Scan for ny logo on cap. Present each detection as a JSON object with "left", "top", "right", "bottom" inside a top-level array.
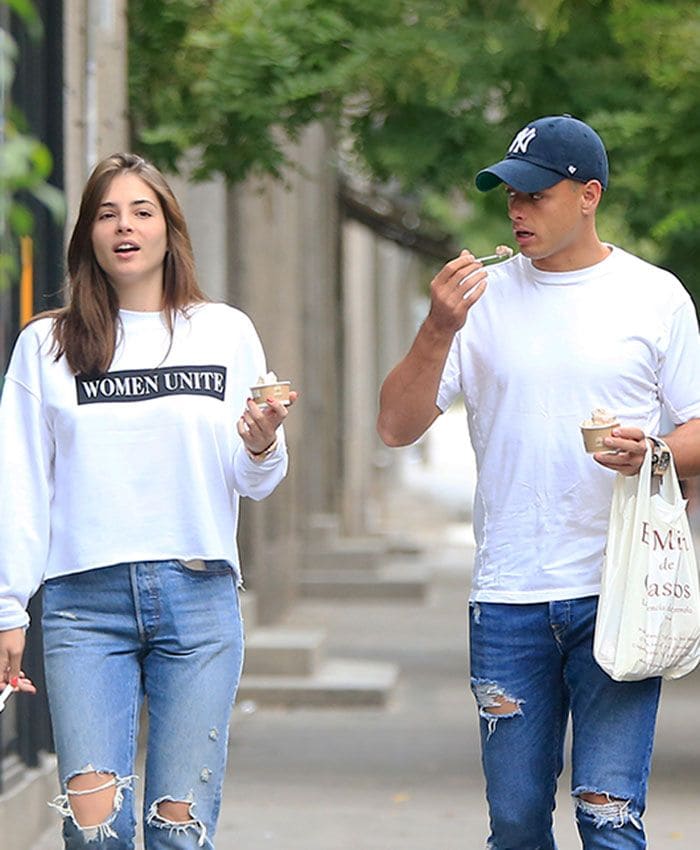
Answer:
[{"left": 508, "top": 127, "right": 537, "bottom": 155}]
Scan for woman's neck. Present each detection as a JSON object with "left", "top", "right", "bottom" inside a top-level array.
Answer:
[{"left": 114, "top": 280, "right": 164, "bottom": 312}]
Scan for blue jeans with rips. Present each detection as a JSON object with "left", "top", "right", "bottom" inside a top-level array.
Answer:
[
  {"left": 42, "top": 559, "right": 244, "bottom": 849},
  {"left": 469, "top": 596, "right": 661, "bottom": 850}
]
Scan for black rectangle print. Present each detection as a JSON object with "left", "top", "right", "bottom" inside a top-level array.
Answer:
[{"left": 75, "top": 366, "right": 227, "bottom": 404}]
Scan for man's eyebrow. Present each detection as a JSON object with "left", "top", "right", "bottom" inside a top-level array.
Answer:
[{"left": 98, "top": 199, "right": 158, "bottom": 208}]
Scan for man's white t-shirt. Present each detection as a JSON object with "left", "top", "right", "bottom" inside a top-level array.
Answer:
[{"left": 437, "top": 246, "right": 700, "bottom": 603}]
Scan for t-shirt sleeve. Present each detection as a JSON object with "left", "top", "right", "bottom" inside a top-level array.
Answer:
[
  {"left": 436, "top": 333, "right": 463, "bottom": 413},
  {"left": 0, "top": 327, "right": 54, "bottom": 629},
  {"left": 658, "top": 295, "right": 700, "bottom": 424}
]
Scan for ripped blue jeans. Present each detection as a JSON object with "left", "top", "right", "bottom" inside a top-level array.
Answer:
[
  {"left": 469, "top": 597, "right": 661, "bottom": 850},
  {"left": 42, "top": 560, "right": 244, "bottom": 849}
]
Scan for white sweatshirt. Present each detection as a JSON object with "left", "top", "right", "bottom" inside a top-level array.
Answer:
[
  {"left": 437, "top": 246, "right": 700, "bottom": 603},
  {"left": 0, "top": 302, "right": 288, "bottom": 630}
]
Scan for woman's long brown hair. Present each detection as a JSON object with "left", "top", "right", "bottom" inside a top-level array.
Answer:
[{"left": 40, "top": 153, "right": 208, "bottom": 375}]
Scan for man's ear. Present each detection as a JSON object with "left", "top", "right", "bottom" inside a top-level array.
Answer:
[{"left": 581, "top": 180, "right": 603, "bottom": 215}]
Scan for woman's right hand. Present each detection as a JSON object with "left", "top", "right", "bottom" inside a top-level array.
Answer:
[{"left": 0, "top": 628, "right": 37, "bottom": 693}]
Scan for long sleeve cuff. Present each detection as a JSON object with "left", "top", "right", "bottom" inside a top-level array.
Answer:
[
  {"left": 0, "top": 599, "right": 31, "bottom": 631},
  {"left": 233, "top": 436, "right": 288, "bottom": 500}
]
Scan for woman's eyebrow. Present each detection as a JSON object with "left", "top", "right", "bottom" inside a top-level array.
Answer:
[{"left": 98, "top": 199, "right": 158, "bottom": 208}]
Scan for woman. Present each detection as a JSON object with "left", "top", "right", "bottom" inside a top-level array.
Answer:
[{"left": 0, "top": 153, "right": 295, "bottom": 848}]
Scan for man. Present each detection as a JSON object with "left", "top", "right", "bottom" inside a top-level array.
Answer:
[{"left": 377, "top": 114, "right": 700, "bottom": 849}]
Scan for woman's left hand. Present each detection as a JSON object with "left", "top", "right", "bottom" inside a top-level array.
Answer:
[{"left": 237, "top": 392, "right": 298, "bottom": 455}]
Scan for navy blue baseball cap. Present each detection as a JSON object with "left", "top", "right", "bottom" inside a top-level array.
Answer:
[{"left": 475, "top": 115, "right": 609, "bottom": 193}]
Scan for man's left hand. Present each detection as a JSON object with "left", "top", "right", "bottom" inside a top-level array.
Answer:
[{"left": 593, "top": 426, "right": 647, "bottom": 476}]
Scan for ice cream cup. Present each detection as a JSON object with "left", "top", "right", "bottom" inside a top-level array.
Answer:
[
  {"left": 250, "top": 381, "right": 291, "bottom": 407},
  {"left": 580, "top": 422, "right": 619, "bottom": 453}
]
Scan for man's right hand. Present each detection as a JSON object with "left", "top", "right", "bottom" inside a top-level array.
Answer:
[
  {"left": 377, "top": 249, "right": 488, "bottom": 447},
  {"left": 0, "top": 628, "right": 37, "bottom": 694},
  {"left": 426, "top": 249, "right": 488, "bottom": 335}
]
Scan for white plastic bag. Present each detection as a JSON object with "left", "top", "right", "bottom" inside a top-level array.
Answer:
[{"left": 594, "top": 440, "right": 700, "bottom": 681}]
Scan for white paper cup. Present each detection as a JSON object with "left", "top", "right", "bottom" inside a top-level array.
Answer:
[
  {"left": 250, "top": 381, "right": 291, "bottom": 407},
  {"left": 580, "top": 422, "right": 619, "bottom": 453}
]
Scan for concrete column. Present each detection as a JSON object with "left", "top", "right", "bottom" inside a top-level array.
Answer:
[
  {"left": 225, "top": 128, "right": 337, "bottom": 623},
  {"left": 63, "top": 0, "right": 128, "bottom": 223},
  {"left": 226, "top": 178, "right": 300, "bottom": 623},
  {"left": 340, "top": 220, "right": 378, "bottom": 537},
  {"left": 169, "top": 173, "right": 229, "bottom": 303},
  {"left": 221, "top": 123, "right": 343, "bottom": 622},
  {"left": 297, "top": 124, "right": 342, "bottom": 523},
  {"left": 373, "top": 243, "right": 435, "bottom": 522},
  {"left": 374, "top": 239, "right": 419, "bottom": 404},
  {"left": 373, "top": 240, "right": 416, "bottom": 499}
]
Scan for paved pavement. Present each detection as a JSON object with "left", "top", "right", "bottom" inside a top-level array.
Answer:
[{"left": 32, "top": 411, "right": 700, "bottom": 848}]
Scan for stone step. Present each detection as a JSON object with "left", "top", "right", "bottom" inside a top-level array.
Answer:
[
  {"left": 304, "top": 530, "right": 426, "bottom": 571},
  {"left": 237, "top": 658, "right": 398, "bottom": 708},
  {"left": 305, "top": 536, "right": 387, "bottom": 571},
  {"left": 300, "top": 561, "right": 431, "bottom": 600},
  {"left": 305, "top": 511, "right": 341, "bottom": 544},
  {"left": 243, "top": 629, "right": 326, "bottom": 677}
]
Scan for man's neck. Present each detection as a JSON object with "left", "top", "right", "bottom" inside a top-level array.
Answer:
[{"left": 533, "top": 238, "right": 611, "bottom": 273}]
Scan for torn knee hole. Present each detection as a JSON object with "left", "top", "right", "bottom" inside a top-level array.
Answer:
[
  {"left": 156, "top": 800, "right": 194, "bottom": 823},
  {"left": 575, "top": 790, "right": 641, "bottom": 830},
  {"left": 483, "top": 697, "right": 520, "bottom": 715},
  {"left": 66, "top": 771, "right": 118, "bottom": 826},
  {"left": 473, "top": 680, "right": 523, "bottom": 713},
  {"left": 472, "top": 679, "right": 524, "bottom": 714},
  {"left": 471, "top": 679, "right": 524, "bottom": 739},
  {"left": 580, "top": 792, "right": 623, "bottom": 805},
  {"left": 147, "top": 796, "right": 208, "bottom": 846},
  {"left": 67, "top": 771, "right": 116, "bottom": 794},
  {"left": 49, "top": 768, "right": 136, "bottom": 841}
]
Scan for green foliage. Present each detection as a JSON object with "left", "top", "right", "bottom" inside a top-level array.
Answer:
[
  {"left": 597, "top": 2, "right": 700, "bottom": 292},
  {"left": 0, "top": 2, "right": 65, "bottom": 290},
  {"left": 130, "top": 0, "right": 397, "bottom": 182},
  {"left": 2, "top": 0, "right": 42, "bottom": 37},
  {"left": 128, "top": 0, "right": 700, "bottom": 300}
]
